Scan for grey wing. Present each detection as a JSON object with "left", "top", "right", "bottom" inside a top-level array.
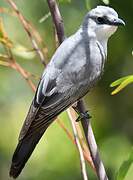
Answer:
[
  {"left": 19, "top": 33, "right": 85, "bottom": 141},
  {"left": 19, "top": 68, "right": 73, "bottom": 141}
]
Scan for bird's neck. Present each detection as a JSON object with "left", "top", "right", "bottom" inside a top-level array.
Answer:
[
  {"left": 97, "top": 38, "right": 108, "bottom": 57},
  {"left": 78, "top": 26, "right": 108, "bottom": 57},
  {"left": 88, "top": 28, "right": 108, "bottom": 57}
]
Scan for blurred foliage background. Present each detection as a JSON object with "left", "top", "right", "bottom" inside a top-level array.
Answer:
[{"left": 0, "top": 0, "right": 133, "bottom": 179}]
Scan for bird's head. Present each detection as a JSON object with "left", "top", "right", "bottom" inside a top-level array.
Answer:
[{"left": 83, "top": 6, "right": 125, "bottom": 41}]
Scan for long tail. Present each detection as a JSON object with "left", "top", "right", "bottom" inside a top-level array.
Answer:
[
  {"left": 9, "top": 92, "right": 69, "bottom": 178},
  {"left": 9, "top": 132, "right": 43, "bottom": 178}
]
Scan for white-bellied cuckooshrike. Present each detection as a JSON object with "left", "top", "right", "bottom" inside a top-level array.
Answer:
[{"left": 10, "top": 6, "right": 125, "bottom": 178}]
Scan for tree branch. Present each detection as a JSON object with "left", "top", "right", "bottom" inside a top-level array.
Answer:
[
  {"left": 47, "top": 0, "right": 109, "bottom": 180},
  {"left": 76, "top": 100, "right": 108, "bottom": 180},
  {"left": 4, "top": 46, "right": 36, "bottom": 92},
  {"left": 7, "top": 0, "right": 47, "bottom": 66},
  {"left": 47, "top": 0, "right": 65, "bottom": 44}
]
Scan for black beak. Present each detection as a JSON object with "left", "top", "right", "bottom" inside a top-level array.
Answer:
[{"left": 107, "top": 18, "right": 125, "bottom": 26}]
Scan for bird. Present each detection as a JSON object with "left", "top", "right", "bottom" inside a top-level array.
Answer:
[{"left": 9, "top": 5, "right": 125, "bottom": 178}]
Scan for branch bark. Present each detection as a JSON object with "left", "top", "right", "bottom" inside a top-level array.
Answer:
[
  {"left": 47, "top": 0, "right": 65, "bottom": 44},
  {"left": 47, "top": 0, "right": 109, "bottom": 180},
  {"left": 76, "top": 100, "right": 108, "bottom": 180}
]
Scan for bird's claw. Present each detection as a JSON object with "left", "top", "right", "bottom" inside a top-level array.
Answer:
[{"left": 76, "top": 111, "right": 92, "bottom": 122}]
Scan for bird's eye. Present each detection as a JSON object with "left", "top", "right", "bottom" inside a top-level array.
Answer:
[{"left": 96, "top": 17, "right": 105, "bottom": 24}]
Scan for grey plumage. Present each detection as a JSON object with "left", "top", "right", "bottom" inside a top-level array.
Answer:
[{"left": 9, "top": 6, "right": 125, "bottom": 178}]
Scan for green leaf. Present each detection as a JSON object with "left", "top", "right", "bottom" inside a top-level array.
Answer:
[
  {"left": 0, "top": 60, "right": 10, "bottom": 67},
  {"left": 116, "top": 148, "right": 133, "bottom": 180},
  {"left": 101, "top": 0, "right": 110, "bottom": 5},
  {"left": 111, "top": 76, "right": 133, "bottom": 95},
  {"left": 110, "top": 75, "right": 133, "bottom": 87},
  {"left": 0, "top": 18, "right": 13, "bottom": 48},
  {"left": 12, "top": 44, "right": 36, "bottom": 60}
]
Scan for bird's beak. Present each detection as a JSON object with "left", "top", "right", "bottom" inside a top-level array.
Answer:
[
  {"left": 108, "top": 17, "right": 125, "bottom": 26},
  {"left": 113, "top": 18, "right": 125, "bottom": 26}
]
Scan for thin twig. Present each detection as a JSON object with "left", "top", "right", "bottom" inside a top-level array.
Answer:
[
  {"left": 11, "top": 62, "right": 36, "bottom": 92},
  {"left": 4, "top": 47, "right": 36, "bottom": 92},
  {"left": 57, "top": 118, "right": 95, "bottom": 168},
  {"left": 67, "top": 107, "right": 94, "bottom": 170},
  {"left": 39, "top": 12, "right": 51, "bottom": 23},
  {"left": 56, "top": 118, "right": 75, "bottom": 143},
  {"left": 47, "top": 0, "right": 108, "bottom": 180},
  {"left": 67, "top": 108, "right": 88, "bottom": 180},
  {"left": 1, "top": 4, "right": 49, "bottom": 61},
  {"left": 6, "top": 0, "right": 47, "bottom": 66}
]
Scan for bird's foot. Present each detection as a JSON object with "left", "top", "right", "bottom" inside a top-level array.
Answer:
[{"left": 76, "top": 111, "right": 92, "bottom": 122}]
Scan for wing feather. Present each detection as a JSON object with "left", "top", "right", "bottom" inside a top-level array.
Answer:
[{"left": 19, "top": 74, "right": 71, "bottom": 141}]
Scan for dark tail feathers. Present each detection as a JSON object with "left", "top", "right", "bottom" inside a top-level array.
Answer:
[{"left": 9, "top": 133, "right": 42, "bottom": 178}]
